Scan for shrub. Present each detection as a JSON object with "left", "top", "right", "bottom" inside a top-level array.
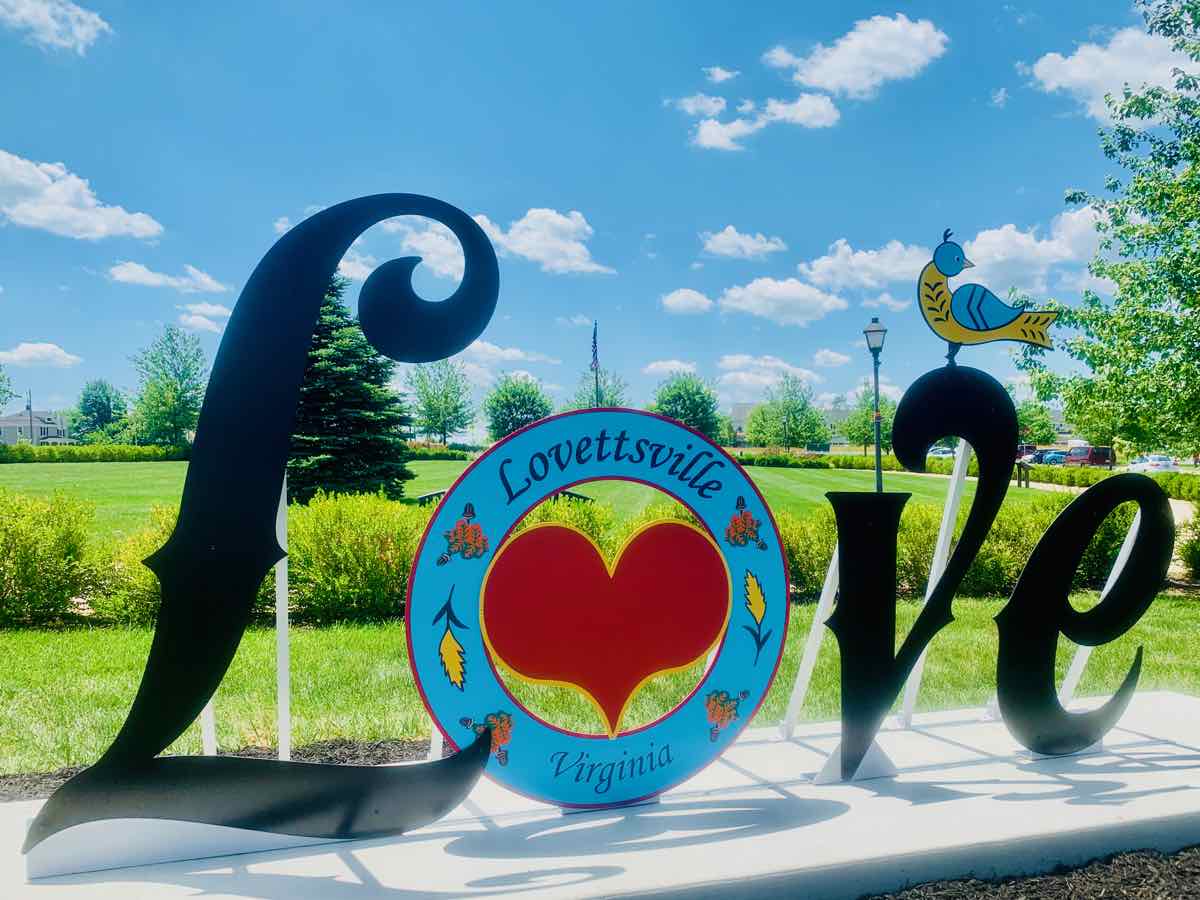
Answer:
[
  {"left": 896, "top": 503, "right": 941, "bottom": 597},
  {"left": 286, "top": 492, "right": 432, "bottom": 624},
  {"left": 0, "top": 489, "right": 94, "bottom": 625},
  {"left": 734, "top": 451, "right": 831, "bottom": 469},
  {"left": 959, "top": 493, "right": 1136, "bottom": 596},
  {"left": 90, "top": 506, "right": 274, "bottom": 626},
  {"left": 513, "top": 495, "right": 618, "bottom": 558},
  {"left": 827, "top": 453, "right": 904, "bottom": 472},
  {"left": 405, "top": 442, "right": 472, "bottom": 462},
  {"left": 775, "top": 507, "right": 837, "bottom": 600},
  {"left": 0, "top": 443, "right": 189, "bottom": 464},
  {"left": 1180, "top": 518, "right": 1200, "bottom": 582},
  {"left": 1153, "top": 472, "right": 1200, "bottom": 503}
]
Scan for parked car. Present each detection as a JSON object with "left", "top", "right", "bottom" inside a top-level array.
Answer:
[
  {"left": 927, "top": 447, "right": 956, "bottom": 459},
  {"left": 1020, "top": 449, "right": 1054, "bottom": 464},
  {"left": 1064, "top": 445, "right": 1116, "bottom": 468},
  {"left": 1042, "top": 451, "right": 1066, "bottom": 465},
  {"left": 1016, "top": 443, "right": 1038, "bottom": 460},
  {"left": 1128, "top": 453, "right": 1178, "bottom": 474}
]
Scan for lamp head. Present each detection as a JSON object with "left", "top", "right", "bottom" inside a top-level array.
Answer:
[{"left": 863, "top": 316, "right": 887, "bottom": 353}]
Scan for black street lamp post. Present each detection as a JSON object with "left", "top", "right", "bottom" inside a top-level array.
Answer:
[{"left": 863, "top": 317, "right": 888, "bottom": 493}]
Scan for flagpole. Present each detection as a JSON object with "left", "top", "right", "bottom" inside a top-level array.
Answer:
[{"left": 592, "top": 321, "right": 601, "bottom": 407}]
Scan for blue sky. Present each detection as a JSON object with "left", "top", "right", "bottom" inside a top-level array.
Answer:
[{"left": 0, "top": 1, "right": 1189, "bottom": 436}]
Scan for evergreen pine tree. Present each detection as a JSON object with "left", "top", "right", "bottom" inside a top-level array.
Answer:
[{"left": 288, "top": 277, "right": 413, "bottom": 503}]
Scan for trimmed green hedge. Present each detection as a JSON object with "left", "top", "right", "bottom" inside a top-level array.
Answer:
[
  {"left": 733, "top": 452, "right": 832, "bottom": 470},
  {"left": 0, "top": 485, "right": 1153, "bottom": 627},
  {"left": 0, "top": 444, "right": 189, "bottom": 464},
  {"left": 1181, "top": 519, "right": 1200, "bottom": 582},
  {"left": 404, "top": 443, "right": 472, "bottom": 461}
]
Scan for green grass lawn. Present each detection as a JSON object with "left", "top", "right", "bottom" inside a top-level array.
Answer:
[
  {"left": 3, "top": 592, "right": 1196, "bottom": 774},
  {"left": 405, "top": 459, "right": 1037, "bottom": 521},
  {"left": 0, "top": 461, "right": 187, "bottom": 540},
  {"left": 0, "top": 458, "right": 1038, "bottom": 543}
]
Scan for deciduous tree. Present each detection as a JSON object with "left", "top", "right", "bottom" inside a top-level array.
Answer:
[
  {"left": 563, "top": 367, "right": 628, "bottom": 410},
  {"left": 745, "top": 375, "right": 830, "bottom": 449},
  {"left": 407, "top": 359, "right": 474, "bottom": 444},
  {"left": 1016, "top": 398, "right": 1057, "bottom": 445},
  {"left": 132, "top": 325, "right": 207, "bottom": 446},
  {"left": 482, "top": 373, "right": 553, "bottom": 441},
  {"left": 843, "top": 384, "right": 896, "bottom": 455},
  {"left": 1018, "top": 0, "right": 1200, "bottom": 454},
  {"left": 647, "top": 372, "right": 720, "bottom": 439}
]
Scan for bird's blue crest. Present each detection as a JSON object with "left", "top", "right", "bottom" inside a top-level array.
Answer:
[{"left": 933, "top": 230, "right": 968, "bottom": 278}]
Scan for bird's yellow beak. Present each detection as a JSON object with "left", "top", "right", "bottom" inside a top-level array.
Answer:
[{"left": 962, "top": 257, "right": 976, "bottom": 269}]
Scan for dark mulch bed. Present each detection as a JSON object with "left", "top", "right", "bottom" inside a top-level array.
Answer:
[
  {"left": 870, "top": 845, "right": 1200, "bottom": 898},
  {"left": 6, "top": 741, "right": 1200, "bottom": 897},
  {"left": 0, "top": 737, "right": 446, "bottom": 802}
]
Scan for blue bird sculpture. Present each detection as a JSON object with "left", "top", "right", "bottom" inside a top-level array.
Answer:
[{"left": 919, "top": 229, "right": 1057, "bottom": 364}]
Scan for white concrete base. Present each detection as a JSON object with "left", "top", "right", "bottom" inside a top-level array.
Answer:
[
  {"left": 6, "top": 691, "right": 1200, "bottom": 899},
  {"left": 812, "top": 740, "right": 899, "bottom": 784}
]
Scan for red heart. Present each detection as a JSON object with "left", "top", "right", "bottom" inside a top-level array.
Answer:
[{"left": 482, "top": 521, "right": 730, "bottom": 737}]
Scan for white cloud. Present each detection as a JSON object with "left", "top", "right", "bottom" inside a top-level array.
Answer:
[
  {"left": 761, "top": 95, "right": 840, "bottom": 126},
  {"left": 478, "top": 209, "right": 614, "bottom": 275},
  {"left": 337, "top": 249, "right": 377, "bottom": 282},
  {"left": 1057, "top": 267, "right": 1114, "bottom": 296},
  {"left": 701, "top": 225, "right": 787, "bottom": 259},
  {"left": 464, "top": 339, "right": 560, "bottom": 366},
  {"left": 847, "top": 376, "right": 904, "bottom": 403},
  {"left": 813, "top": 348, "right": 851, "bottom": 367},
  {"left": 674, "top": 93, "right": 727, "bottom": 117},
  {"left": 766, "top": 14, "right": 948, "bottom": 99},
  {"left": 643, "top": 359, "right": 697, "bottom": 375},
  {"left": 716, "top": 353, "right": 822, "bottom": 402},
  {"left": 990, "top": 87, "right": 1009, "bottom": 108},
  {"left": 177, "top": 302, "right": 232, "bottom": 334},
  {"left": 704, "top": 65, "right": 739, "bottom": 83},
  {"left": 272, "top": 216, "right": 291, "bottom": 235},
  {"left": 0, "top": 341, "right": 80, "bottom": 366},
  {"left": 1030, "top": 27, "right": 1192, "bottom": 121},
  {"left": 386, "top": 208, "right": 612, "bottom": 277},
  {"left": 693, "top": 93, "right": 839, "bottom": 150},
  {"left": 762, "top": 46, "right": 801, "bottom": 69},
  {"left": 0, "top": 0, "right": 111, "bottom": 54},
  {"left": 661, "top": 287, "right": 713, "bottom": 315},
  {"left": 719, "top": 277, "right": 848, "bottom": 326},
  {"left": 797, "top": 238, "right": 930, "bottom": 290},
  {"left": 0, "top": 149, "right": 163, "bottom": 240},
  {"left": 862, "top": 291, "right": 911, "bottom": 312},
  {"left": 385, "top": 217, "right": 464, "bottom": 279},
  {"left": 693, "top": 116, "right": 763, "bottom": 151},
  {"left": 179, "top": 301, "right": 231, "bottom": 318},
  {"left": 963, "top": 206, "right": 1100, "bottom": 294},
  {"left": 109, "top": 261, "right": 228, "bottom": 293},
  {"left": 737, "top": 99, "right": 756, "bottom": 114},
  {"left": 555, "top": 313, "right": 591, "bottom": 327}
]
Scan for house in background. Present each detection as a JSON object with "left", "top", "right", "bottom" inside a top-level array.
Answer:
[{"left": 0, "top": 410, "right": 72, "bottom": 446}]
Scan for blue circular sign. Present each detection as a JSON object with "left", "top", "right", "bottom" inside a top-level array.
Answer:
[{"left": 407, "top": 409, "right": 788, "bottom": 808}]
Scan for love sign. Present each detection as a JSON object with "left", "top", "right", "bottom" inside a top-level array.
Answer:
[
  {"left": 21, "top": 193, "right": 1180, "bottom": 881},
  {"left": 407, "top": 408, "right": 789, "bottom": 807}
]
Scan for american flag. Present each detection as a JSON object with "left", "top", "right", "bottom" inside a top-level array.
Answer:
[{"left": 590, "top": 321, "right": 599, "bottom": 372}]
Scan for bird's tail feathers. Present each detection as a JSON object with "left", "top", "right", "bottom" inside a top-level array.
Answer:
[{"left": 1012, "top": 310, "right": 1057, "bottom": 348}]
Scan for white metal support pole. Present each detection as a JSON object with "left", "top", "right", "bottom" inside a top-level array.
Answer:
[
  {"left": 780, "top": 547, "right": 839, "bottom": 740},
  {"left": 200, "top": 700, "right": 217, "bottom": 755},
  {"left": 1058, "top": 510, "right": 1141, "bottom": 706},
  {"left": 276, "top": 476, "right": 291, "bottom": 762},
  {"left": 900, "top": 438, "right": 972, "bottom": 728}
]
